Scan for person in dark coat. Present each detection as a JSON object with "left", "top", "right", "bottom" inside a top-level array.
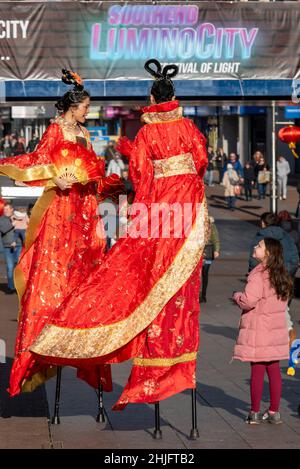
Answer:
[
  {"left": 200, "top": 216, "right": 221, "bottom": 303},
  {"left": 277, "top": 210, "right": 300, "bottom": 255},
  {"left": 12, "top": 137, "right": 25, "bottom": 156},
  {"left": 26, "top": 134, "right": 40, "bottom": 153},
  {"left": 248, "top": 212, "right": 299, "bottom": 275},
  {"left": 0, "top": 203, "right": 22, "bottom": 293},
  {"left": 243, "top": 161, "right": 255, "bottom": 201},
  {"left": 254, "top": 156, "right": 270, "bottom": 200},
  {"left": 215, "top": 147, "right": 227, "bottom": 184}
]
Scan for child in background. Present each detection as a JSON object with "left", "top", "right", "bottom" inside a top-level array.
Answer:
[
  {"left": 243, "top": 161, "right": 255, "bottom": 201},
  {"left": 232, "top": 237, "right": 293, "bottom": 425},
  {"left": 11, "top": 208, "right": 29, "bottom": 246}
]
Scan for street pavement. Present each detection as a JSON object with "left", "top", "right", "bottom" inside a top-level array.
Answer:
[{"left": 0, "top": 180, "right": 300, "bottom": 449}]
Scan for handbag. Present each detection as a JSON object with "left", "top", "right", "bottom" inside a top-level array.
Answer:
[
  {"left": 258, "top": 170, "right": 271, "bottom": 184},
  {"left": 234, "top": 184, "right": 242, "bottom": 196}
]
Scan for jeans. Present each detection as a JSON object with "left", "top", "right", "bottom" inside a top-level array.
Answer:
[
  {"left": 3, "top": 246, "right": 22, "bottom": 290},
  {"left": 277, "top": 175, "right": 288, "bottom": 199},
  {"left": 258, "top": 183, "right": 267, "bottom": 199},
  {"left": 244, "top": 182, "right": 252, "bottom": 200},
  {"left": 204, "top": 170, "right": 214, "bottom": 186},
  {"left": 226, "top": 196, "right": 236, "bottom": 209}
]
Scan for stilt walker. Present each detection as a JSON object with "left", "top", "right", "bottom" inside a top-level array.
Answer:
[
  {"left": 31, "top": 59, "right": 209, "bottom": 439},
  {"left": 0, "top": 69, "right": 119, "bottom": 400}
]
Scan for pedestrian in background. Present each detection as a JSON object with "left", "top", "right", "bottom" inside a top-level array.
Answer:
[
  {"left": 12, "top": 136, "right": 25, "bottom": 156},
  {"left": 255, "top": 156, "right": 270, "bottom": 200},
  {"left": 252, "top": 150, "right": 264, "bottom": 168},
  {"left": 0, "top": 203, "right": 22, "bottom": 294},
  {"left": 296, "top": 181, "right": 300, "bottom": 237},
  {"left": 221, "top": 163, "right": 240, "bottom": 211},
  {"left": 121, "top": 169, "right": 133, "bottom": 194},
  {"left": 223, "top": 153, "right": 244, "bottom": 179},
  {"left": 215, "top": 147, "right": 227, "bottom": 184},
  {"left": 106, "top": 151, "right": 125, "bottom": 177},
  {"left": 232, "top": 237, "right": 293, "bottom": 424},
  {"left": 200, "top": 216, "right": 221, "bottom": 303},
  {"left": 204, "top": 145, "right": 215, "bottom": 187},
  {"left": 26, "top": 134, "right": 40, "bottom": 153},
  {"left": 276, "top": 156, "right": 290, "bottom": 201},
  {"left": 248, "top": 212, "right": 299, "bottom": 275},
  {"left": 11, "top": 208, "right": 29, "bottom": 246},
  {"left": 277, "top": 210, "right": 300, "bottom": 255},
  {"left": 1, "top": 135, "right": 12, "bottom": 157},
  {"left": 104, "top": 141, "right": 117, "bottom": 167},
  {"left": 243, "top": 161, "right": 255, "bottom": 201}
]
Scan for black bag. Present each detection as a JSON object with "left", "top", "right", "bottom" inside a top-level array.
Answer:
[{"left": 203, "top": 244, "right": 214, "bottom": 261}]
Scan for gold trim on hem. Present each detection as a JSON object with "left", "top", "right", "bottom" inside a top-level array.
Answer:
[
  {"left": 0, "top": 163, "right": 56, "bottom": 182},
  {"left": 133, "top": 352, "right": 197, "bottom": 367},
  {"left": 30, "top": 197, "right": 209, "bottom": 359}
]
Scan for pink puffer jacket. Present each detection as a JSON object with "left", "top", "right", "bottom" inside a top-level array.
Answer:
[{"left": 233, "top": 263, "right": 289, "bottom": 362}]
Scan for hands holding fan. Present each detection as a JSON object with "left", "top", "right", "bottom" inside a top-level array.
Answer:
[{"left": 52, "top": 142, "right": 105, "bottom": 190}]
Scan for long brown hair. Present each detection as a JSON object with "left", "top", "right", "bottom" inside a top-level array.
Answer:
[{"left": 264, "top": 237, "right": 294, "bottom": 301}]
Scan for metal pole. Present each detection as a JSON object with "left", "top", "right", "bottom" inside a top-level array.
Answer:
[
  {"left": 189, "top": 389, "right": 200, "bottom": 440},
  {"left": 153, "top": 402, "right": 162, "bottom": 439},
  {"left": 96, "top": 383, "right": 105, "bottom": 423},
  {"left": 271, "top": 100, "right": 277, "bottom": 214},
  {"left": 51, "top": 366, "right": 62, "bottom": 425}
]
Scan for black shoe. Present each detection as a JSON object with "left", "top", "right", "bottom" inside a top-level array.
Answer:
[{"left": 5, "top": 288, "right": 16, "bottom": 295}]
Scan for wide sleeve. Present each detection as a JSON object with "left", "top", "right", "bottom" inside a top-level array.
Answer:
[
  {"left": 117, "top": 128, "right": 153, "bottom": 203},
  {"left": 233, "top": 269, "right": 264, "bottom": 311},
  {"left": 0, "top": 123, "right": 60, "bottom": 184},
  {"left": 186, "top": 119, "right": 208, "bottom": 178}
]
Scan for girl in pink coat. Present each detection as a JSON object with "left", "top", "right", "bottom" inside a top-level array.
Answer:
[{"left": 233, "top": 237, "right": 294, "bottom": 425}]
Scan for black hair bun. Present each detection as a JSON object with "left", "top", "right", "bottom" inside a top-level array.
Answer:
[
  {"left": 144, "top": 59, "right": 163, "bottom": 79},
  {"left": 144, "top": 59, "right": 179, "bottom": 81},
  {"left": 162, "top": 64, "right": 179, "bottom": 80}
]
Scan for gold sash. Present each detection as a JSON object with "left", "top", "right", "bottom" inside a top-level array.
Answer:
[{"left": 153, "top": 152, "right": 197, "bottom": 179}]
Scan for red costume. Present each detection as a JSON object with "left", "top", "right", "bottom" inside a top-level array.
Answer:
[
  {"left": 0, "top": 117, "right": 115, "bottom": 396},
  {"left": 30, "top": 100, "right": 209, "bottom": 409}
]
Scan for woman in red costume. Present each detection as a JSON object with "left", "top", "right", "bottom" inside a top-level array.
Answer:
[
  {"left": 31, "top": 60, "right": 209, "bottom": 410},
  {"left": 0, "top": 70, "right": 115, "bottom": 396}
]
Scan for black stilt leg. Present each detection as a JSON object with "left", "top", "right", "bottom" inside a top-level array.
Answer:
[
  {"left": 96, "top": 383, "right": 105, "bottom": 423},
  {"left": 51, "top": 366, "right": 62, "bottom": 425},
  {"left": 153, "top": 402, "right": 162, "bottom": 439},
  {"left": 189, "top": 389, "right": 199, "bottom": 440}
]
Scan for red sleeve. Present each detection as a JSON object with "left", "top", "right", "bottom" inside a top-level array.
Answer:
[
  {"left": 185, "top": 119, "right": 208, "bottom": 178},
  {"left": 120, "top": 129, "right": 153, "bottom": 203},
  {"left": 0, "top": 123, "right": 61, "bottom": 184}
]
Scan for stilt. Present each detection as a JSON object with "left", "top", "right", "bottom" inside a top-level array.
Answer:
[
  {"left": 189, "top": 389, "right": 199, "bottom": 440},
  {"left": 96, "top": 383, "right": 105, "bottom": 423},
  {"left": 51, "top": 366, "right": 62, "bottom": 425},
  {"left": 153, "top": 402, "right": 162, "bottom": 439}
]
